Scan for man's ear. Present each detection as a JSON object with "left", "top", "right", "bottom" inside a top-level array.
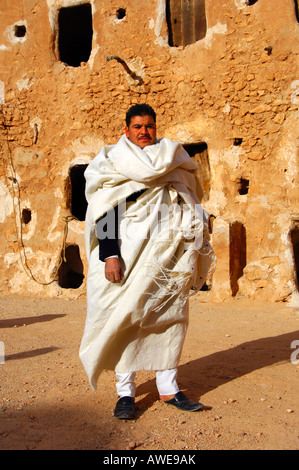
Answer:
[{"left": 125, "top": 126, "right": 129, "bottom": 137}]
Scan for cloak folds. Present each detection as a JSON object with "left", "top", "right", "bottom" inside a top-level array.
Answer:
[{"left": 79, "top": 135, "right": 214, "bottom": 390}]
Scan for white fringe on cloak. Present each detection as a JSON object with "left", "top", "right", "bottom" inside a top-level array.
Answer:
[{"left": 79, "top": 135, "right": 215, "bottom": 391}]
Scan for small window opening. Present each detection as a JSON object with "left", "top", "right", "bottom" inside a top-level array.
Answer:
[
  {"left": 295, "top": 1, "right": 299, "bottom": 22},
  {"left": 264, "top": 46, "right": 272, "bottom": 56},
  {"left": 238, "top": 178, "right": 249, "bottom": 195},
  {"left": 58, "top": 245, "right": 84, "bottom": 289},
  {"left": 14, "top": 24, "right": 26, "bottom": 37},
  {"left": 116, "top": 8, "right": 126, "bottom": 20},
  {"left": 69, "top": 165, "right": 88, "bottom": 221},
  {"left": 291, "top": 228, "right": 299, "bottom": 289},
  {"left": 230, "top": 221, "right": 247, "bottom": 296},
  {"left": 166, "top": 0, "right": 207, "bottom": 47},
  {"left": 183, "top": 142, "right": 210, "bottom": 200},
  {"left": 22, "top": 208, "right": 31, "bottom": 225},
  {"left": 58, "top": 3, "right": 93, "bottom": 67},
  {"left": 233, "top": 138, "right": 243, "bottom": 146},
  {"left": 246, "top": 0, "right": 259, "bottom": 5}
]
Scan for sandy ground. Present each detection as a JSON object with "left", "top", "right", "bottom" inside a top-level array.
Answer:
[{"left": 0, "top": 294, "right": 298, "bottom": 451}]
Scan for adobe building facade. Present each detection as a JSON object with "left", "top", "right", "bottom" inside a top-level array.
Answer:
[{"left": 0, "top": 0, "right": 298, "bottom": 304}]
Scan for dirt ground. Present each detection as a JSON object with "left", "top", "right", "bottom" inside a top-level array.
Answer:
[{"left": 0, "top": 294, "right": 298, "bottom": 451}]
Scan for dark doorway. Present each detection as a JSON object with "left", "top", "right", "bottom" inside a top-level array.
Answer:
[
  {"left": 291, "top": 228, "right": 299, "bottom": 289},
  {"left": 183, "top": 142, "right": 210, "bottom": 201},
  {"left": 230, "top": 222, "right": 247, "bottom": 296},
  {"left": 69, "top": 165, "right": 88, "bottom": 221},
  {"left": 58, "top": 3, "right": 93, "bottom": 67},
  {"left": 58, "top": 245, "right": 84, "bottom": 289}
]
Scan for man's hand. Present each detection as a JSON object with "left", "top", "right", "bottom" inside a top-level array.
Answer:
[{"left": 105, "top": 258, "right": 124, "bottom": 283}]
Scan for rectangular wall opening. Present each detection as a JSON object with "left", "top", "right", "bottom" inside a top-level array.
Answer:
[
  {"left": 291, "top": 228, "right": 299, "bottom": 289},
  {"left": 22, "top": 208, "right": 31, "bottom": 225},
  {"left": 58, "top": 245, "right": 84, "bottom": 289},
  {"left": 166, "top": 0, "right": 207, "bottom": 47},
  {"left": 238, "top": 178, "right": 249, "bottom": 195},
  {"left": 230, "top": 221, "right": 247, "bottom": 296},
  {"left": 183, "top": 142, "right": 210, "bottom": 201},
  {"left": 69, "top": 164, "right": 88, "bottom": 221},
  {"left": 58, "top": 3, "right": 93, "bottom": 67}
]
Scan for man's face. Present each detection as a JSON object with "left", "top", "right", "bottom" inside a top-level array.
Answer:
[{"left": 125, "top": 115, "right": 157, "bottom": 149}]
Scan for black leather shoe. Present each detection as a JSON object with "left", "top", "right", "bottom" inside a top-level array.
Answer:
[
  {"left": 113, "top": 396, "right": 135, "bottom": 419},
  {"left": 164, "top": 391, "right": 204, "bottom": 412}
]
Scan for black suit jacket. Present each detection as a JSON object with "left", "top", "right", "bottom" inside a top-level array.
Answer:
[{"left": 96, "top": 189, "right": 146, "bottom": 261}]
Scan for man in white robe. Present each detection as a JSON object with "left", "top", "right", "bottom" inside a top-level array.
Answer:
[{"left": 79, "top": 104, "right": 214, "bottom": 419}]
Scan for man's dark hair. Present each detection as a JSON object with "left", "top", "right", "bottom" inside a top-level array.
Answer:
[{"left": 125, "top": 104, "right": 156, "bottom": 127}]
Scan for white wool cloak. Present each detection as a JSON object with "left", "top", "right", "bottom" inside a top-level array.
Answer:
[{"left": 79, "top": 135, "right": 214, "bottom": 390}]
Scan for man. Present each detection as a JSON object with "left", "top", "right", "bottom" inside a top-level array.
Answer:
[{"left": 80, "top": 104, "right": 213, "bottom": 419}]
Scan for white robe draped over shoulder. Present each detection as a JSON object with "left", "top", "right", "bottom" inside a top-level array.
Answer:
[{"left": 79, "top": 135, "right": 214, "bottom": 390}]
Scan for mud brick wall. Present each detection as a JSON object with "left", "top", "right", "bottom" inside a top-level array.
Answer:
[{"left": 0, "top": 0, "right": 298, "bottom": 303}]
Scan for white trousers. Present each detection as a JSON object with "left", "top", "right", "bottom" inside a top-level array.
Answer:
[{"left": 115, "top": 368, "right": 179, "bottom": 398}]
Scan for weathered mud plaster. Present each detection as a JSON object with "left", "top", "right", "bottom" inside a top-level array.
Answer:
[
  {"left": 203, "top": 23, "right": 227, "bottom": 50},
  {"left": 0, "top": 180, "right": 13, "bottom": 224}
]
